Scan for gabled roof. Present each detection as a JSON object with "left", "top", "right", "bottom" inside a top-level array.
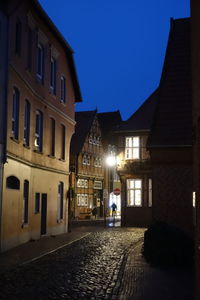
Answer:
[
  {"left": 114, "top": 89, "right": 158, "bottom": 133},
  {"left": 97, "top": 111, "right": 122, "bottom": 136},
  {"left": 149, "top": 18, "right": 192, "bottom": 147},
  {"left": 70, "top": 110, "right": 97, "bottom": 155}
]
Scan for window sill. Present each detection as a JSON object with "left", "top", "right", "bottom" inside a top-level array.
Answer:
[
  {"left": 10, "top": 137, "right": 20, "bottom": 143},
  {"left": 57, "top": 219, "right": 64, "bottom": 224},
  {"left": 33, "top": 149, "right": 43, "bottom": 155},
  {"left": 59, "top": 158, "right": 66, "bottom": 162},
  {"left": 48, "top": 154, "right": 56, "bottom": 159},
  {"left": 23, "top": 144, "right": 30, "bottom": 149},
  {"left": 60, "top": 99, "right": 66, "bottom": 105},
  {"left": 21, "top": 223, "right": 29, "bottom": 228}
]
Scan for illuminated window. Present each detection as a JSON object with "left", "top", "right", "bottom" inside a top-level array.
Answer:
[
  {"left": 83, "top": 154, "right": 90, "bottom": 165},
  {"left": 37, "top": 43, "right": 44, "bottom": 81},
  {"left": 125, "top": 136, "right": 140, "bottom": 159},
  {"left": 61, "top": 76, "right": 66, "bottom": 103},
  {"left": 77, "top": 194, "right": 88, "bottom": 206},
  {"left": 127, "top": 179, "right": 142, "bottom": 206},
  {"left": 50, "top": 57, "right": 56, "bottom": 94},
  {"left": 24, "top": 100, "right": 30, "bottom": 146},
  {"left": 12, "top": 88, "right": 20, "bottom": 140},
  {"left": 77, "top": 179, "right": 88, "bottom": 188},
  {"left": 35, "top": 110, "right": 43, "bottom": 152}
]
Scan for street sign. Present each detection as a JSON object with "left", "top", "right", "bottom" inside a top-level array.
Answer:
[{"left": 113, "top": 188, "right": 121, "bottom": 196}]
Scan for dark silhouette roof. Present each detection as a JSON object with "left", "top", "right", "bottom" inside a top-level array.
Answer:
[
  {"left": 149, "top": 18, "right": 192, "bottom": 147},
  {"left": 97, "top": 111, "right": 122, "bottom": 136},
  {"left": 70, "top": 110, "right": 97, "bottom": 155},
  {"left": 114, "top": 89, "right": 158, "bottom": 133}
]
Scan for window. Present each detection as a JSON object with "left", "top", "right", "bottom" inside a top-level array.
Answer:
[
  {"left": 35, "top": 193, "right": 40, "bottom": 213},
  {"left": 24, "top": 100, "right": 30, "bottom": 146},
  {"left": 50, "top": 118, "right": 55, "bottom": 156},
  {"left": 12, "top": 88, "right": 20, "bottom": 140},
  {"left": 37, "top": 43, "right": 44, "bottom": 80},
  {"left": 77, "top": 179, "right": 88, "bottom": 188},
  {"left": 77, "top": 194, "right": 88, "bottom": 206},
  {"left": 127, "top": 179, "right": 142, "bottom": 206},
  {"left": 61, "top": 76, "right": 66, "bottom": 103},
  {"left": 61, "top": 125, "right": 66, "bottom": 160},
  {"left": 125, "top": 136, "right": 140, "bottom": 159},
  {"left": 35, "top": 110, "right": 43, "bottom": 152},
  {"left": 58, "top": 182, "right": 64, "bottom": 220},
  {"left": 94, "top": 157, "right": 101, "bottom": 167},
  {"left": 50, "top": 57, "right": 56, "bottom": 94},
  {"left": 148, "top": 178, "right": 152, "bottom": 207},
  {"left": 15, "top": 20, "right": 21, "bottom": 55},
  {"left": 27, "top": 27, "right": 32, "bottom": 71},
  {"left": 23, "top": 180, "right": 29, "bottom": 224},
  {"left": 6, "top": 176, "right": 20, "bottom": 190},
  {"left": 83, "top": 154, "right": 90, "bottom": 165}
]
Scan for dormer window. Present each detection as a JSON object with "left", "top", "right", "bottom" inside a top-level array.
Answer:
[
  {"left": 89, "top": 135, "right": 93, "bottom": 144},
  {"left": 125, "top": 136, "right": 140, "bottom": 159}
]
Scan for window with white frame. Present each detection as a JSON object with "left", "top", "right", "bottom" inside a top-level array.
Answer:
[
  {"left": 77, "top": 179, "right": 88, "bottom": 188},
  {"left": 37, "top": 43, "right": 44, "bottom": 80},
  {"left": 12, "top": 87, "right": 20, "bottom": 140},
  {"left": 125, "top": 136, "right": 140, "bottom": 159},
  {"left": 50, "top": 56, "right": 56, "bottom": 94},
  {"left": 61, "top": 76, "right": 66, "bottom": 103},
  {"left": 77, "top": 194, "right": 88, "bottom": 206},
  {"left": 83, "top": 154, "right": 90, "bottom": 165},
  {"left": 148, "top": 178, "right": 152, "bottom": 207},
  {"left": 35, "top": 110, "right": 43, "bottom": 152},
  {"left": 94, "top": 157, "right": 102, "bottom": 167},
  {"left": 127, "top": 179, "right": 142, "bottom": 206}
]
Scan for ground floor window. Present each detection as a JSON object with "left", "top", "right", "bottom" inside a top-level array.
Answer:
[
  {"left": 77, "top": 194, "right": 88, "bottom": 206},
  {"left": 23, "top": 180, "right": 29, "bottom": 224},
  {"left": 58, "top": 182, "right": 64, "bottom": 220},
  {"left": 127, "top": 179, "right": 142, "bottom": 206},
  {"left": 148, "top": 178, "right": 152, "bottom": 207}
]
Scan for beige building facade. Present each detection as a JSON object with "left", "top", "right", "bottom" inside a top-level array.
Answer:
[{"left": 0, "top": 0, "right": 82, "bottom": 251}]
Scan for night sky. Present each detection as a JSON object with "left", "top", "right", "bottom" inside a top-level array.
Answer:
[{"left": 39, "top": 0, "right": 190, "bottom": 120}]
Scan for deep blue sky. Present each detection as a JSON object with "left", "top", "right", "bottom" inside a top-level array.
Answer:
[{"left": 39, "top": 0, "right": 190, "bottom": 120}]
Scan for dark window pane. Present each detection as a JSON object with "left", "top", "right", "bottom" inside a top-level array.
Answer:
[{"left": 6, "top": 176, "right": 20, "bottom": 189}]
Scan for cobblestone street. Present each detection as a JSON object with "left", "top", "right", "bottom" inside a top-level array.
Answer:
[{"left": 0, "top": 229, "right": 144, "bottom": 300}]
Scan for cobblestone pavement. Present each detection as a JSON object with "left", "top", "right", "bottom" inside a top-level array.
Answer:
[{"left": 0, "top": 228, "right": 144, "bottom": 300}]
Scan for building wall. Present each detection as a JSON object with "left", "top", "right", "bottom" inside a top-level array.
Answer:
[
  {"left": 150, "top": 147, "right": 193, "bottom": 237},
  {"left": 117, "top": 133, "right": 152, "bottom": 227},
  {"left": 1, "top": 0, "right": 78, "bottom": 251},
  {"left": 73, "top": 116, "right": 105, "bottom": 219},
  {"left": 191, "top": 0, "right": 200, "bottom": 297}
]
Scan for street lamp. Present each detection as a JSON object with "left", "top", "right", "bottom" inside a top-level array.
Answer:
[{"left": 104, "top": 145, "right": 117, "bottom": 225}]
